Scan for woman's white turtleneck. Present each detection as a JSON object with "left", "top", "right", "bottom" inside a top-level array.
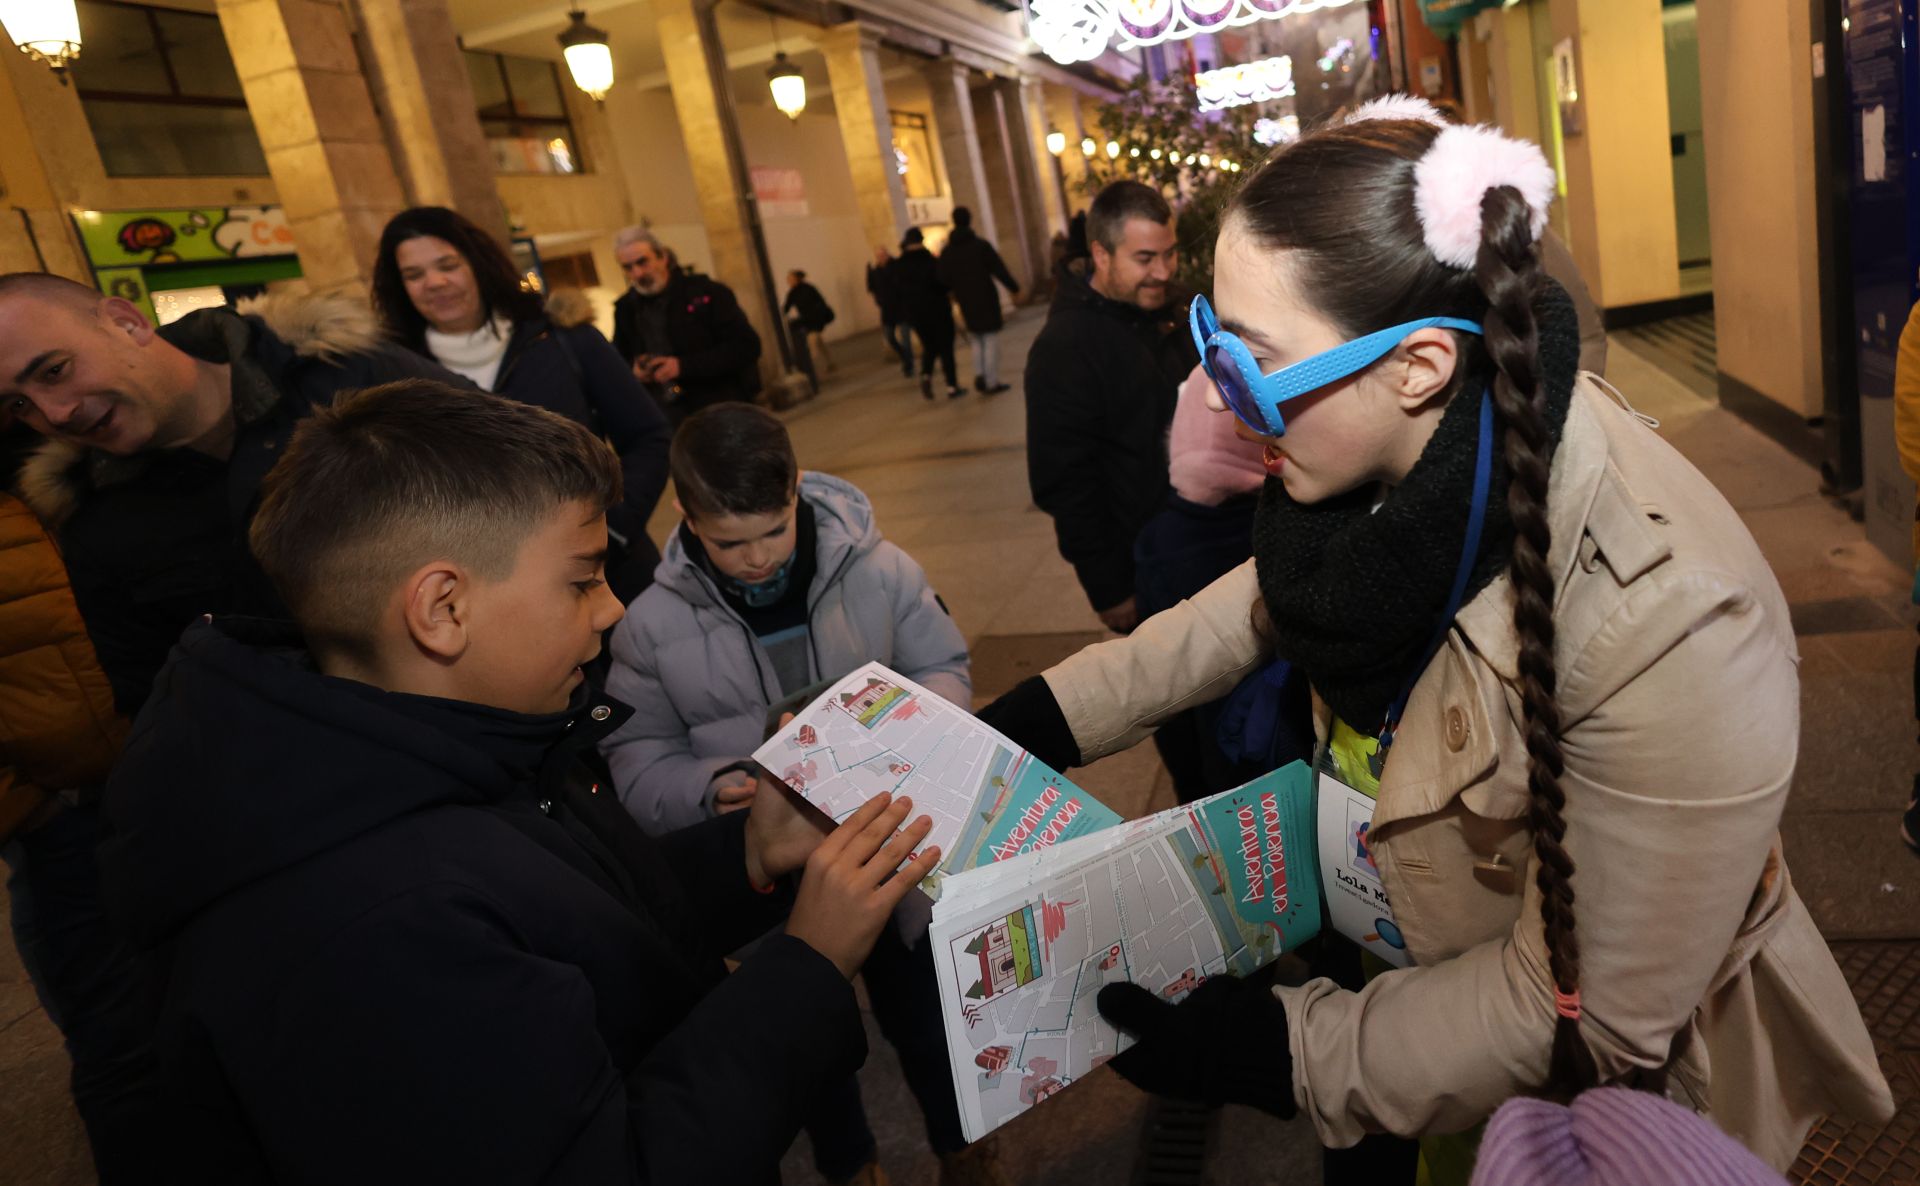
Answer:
[{"left": 425, "top": 316, "right": 514, "bottom": 391}]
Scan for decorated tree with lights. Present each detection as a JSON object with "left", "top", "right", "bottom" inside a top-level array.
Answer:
[{"left": 1079, "top": 75, "right": 1266, "bottom": 290}]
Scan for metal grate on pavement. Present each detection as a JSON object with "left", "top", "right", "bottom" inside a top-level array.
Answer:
[{"left": 1791, "top": 941, "right": 1920, "bottom": 1185}]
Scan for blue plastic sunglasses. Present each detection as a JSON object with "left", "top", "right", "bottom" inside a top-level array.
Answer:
[{"left": 1189, "top": 294, "right": 1484, "bottom": 437}]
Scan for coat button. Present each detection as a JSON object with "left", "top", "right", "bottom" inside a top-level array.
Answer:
[
  {"left": 538, "top": 799, "right": 552, "bottom": 814},
  {"left": 1445, "top": 707, "right": 1469, "bottom": 752},
  {"left": 590, "top": 705, "right": 611, "bottom": 722}
]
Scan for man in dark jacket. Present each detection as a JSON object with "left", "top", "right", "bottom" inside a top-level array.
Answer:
[
  {"left": 894, "top": 228, "right": 961, "bottom": 401},
  {"left": 611, "top": 226, "right": 763, "bottom": 422},
  {"left": 0, "top": 272, "right": 462, "bottom": 716},
  {"left": 867, "top": 247, "right": 914, "bottom": 377},
  {"left": 1024, "top": 181, "right": 1195, "bottom": 635},
  {"left": 97, "top": 380, "right": 936, "bottom": 1183},
  {"left": 935, "top": 207, "right": 1020, "bottom": 394},
  {"left": 781, "top": 269, "right": 836, "bottom": 394}
]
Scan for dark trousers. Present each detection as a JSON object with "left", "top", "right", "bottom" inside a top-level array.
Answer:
[
  {"left": 803, "top": 924, "right": 968, "bottom": 1177},
  {"left": 788, "top": 319, "right": 822, "bottom": 393},
  {"left": 4, "top": 804, "right": 166, "bottom": 1185},
  {"left": 913, "top": 324, "right": 957, "bottom": 389},
  {"left": 884, "top": 321, "right": 915, "bottom": 375}
]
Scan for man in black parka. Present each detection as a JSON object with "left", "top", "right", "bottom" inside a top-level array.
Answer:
[
  {"left": 0, "top": 273, "right": 465, "bottom": 716},
  {"left": 1023, "top": 182, "right": 1196, "bottom": 635},
  {"left": 611, "top": 227, "right": 763, "bottom": 422}
]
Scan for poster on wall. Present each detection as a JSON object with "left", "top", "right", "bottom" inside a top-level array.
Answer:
[
  {"left": 70, "top": 205, "right": 304, "bottom": 323},
  {"left": 73, "top": 206, "right": 298, "bottom": 268},
  {"left": 751, "top": 167, "right": 811, "bottom": 219}
]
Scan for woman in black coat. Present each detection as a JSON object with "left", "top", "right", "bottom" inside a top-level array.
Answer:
[{"left": 373, "top": 207, "right": 672, "bottom": 602}]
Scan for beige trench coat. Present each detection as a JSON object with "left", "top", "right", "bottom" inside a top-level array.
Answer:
[{"left": 1040, "top": 379, "right": 1894, "bottom": 1169}]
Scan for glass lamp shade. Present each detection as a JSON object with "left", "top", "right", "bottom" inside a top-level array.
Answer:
[
  {"left": 1046, "top": 130, "right": 1066, "bottom": 155},
  {"left": 1104, "top": 140, "right": 1119, "bottom": 158},
  {"left": 768, "top": 54, "right": 806, "bottom": 119},
  {"left": 1080, "top": 137, "right": 1096, "bottom": 157},
  {"left": 2, "top": 0, "right": 81, "bottom": 72},
  {"left": 558, "top": 12, "right": 613, "bottom": 101}
]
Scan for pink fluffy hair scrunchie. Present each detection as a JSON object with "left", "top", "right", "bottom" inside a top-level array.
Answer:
[{"left": 1412, "top": 123, "right": 1557, "bottom": 269}]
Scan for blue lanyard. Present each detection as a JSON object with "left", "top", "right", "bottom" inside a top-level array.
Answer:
[{"left": 1378, "top": 388, "right": 1494, "bottom": 754}]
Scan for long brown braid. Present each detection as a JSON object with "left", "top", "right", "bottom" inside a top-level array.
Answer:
[{"left": 1474, "top": 185, "right": 1597, "bottom": 1096}]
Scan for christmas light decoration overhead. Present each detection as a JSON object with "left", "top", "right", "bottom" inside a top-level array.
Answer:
[
  {"left": 1194, "top": 54, "right": 1294, "bottom": 112},
  {"left": 1025, "top": 0, "right": 1362, "bottom": 66}
]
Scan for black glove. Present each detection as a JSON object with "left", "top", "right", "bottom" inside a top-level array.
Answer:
[
  {"left": 974, "top": 674, "right": 1082, "bottom": 772},
  {"left": 1096, "top": 976, "right": 1298, "bottom": 1118}
]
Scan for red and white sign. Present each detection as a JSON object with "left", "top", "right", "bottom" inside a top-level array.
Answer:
[{"left": 750, "top": 166, "right": 810, "bottom": 218}]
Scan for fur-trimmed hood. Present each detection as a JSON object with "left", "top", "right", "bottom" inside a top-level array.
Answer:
[{"left": 18, "top": 289, "right": 398, "bottom": 529}]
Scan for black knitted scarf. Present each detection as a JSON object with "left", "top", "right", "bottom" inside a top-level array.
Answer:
[{"left": 1252, "top": 281, "right": 1582, "bottom": 731}]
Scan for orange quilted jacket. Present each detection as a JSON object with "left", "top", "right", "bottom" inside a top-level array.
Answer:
[{"left": 0, "top": 492, "right": 124, "bottom": 842}]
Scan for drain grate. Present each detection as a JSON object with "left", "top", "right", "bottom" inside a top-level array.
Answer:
[
  {"left": 1830, "top": 940, "right": 1920, "bottom": 1052},
  {"left": 1792, "top": 1054, "right": 1920, "bottom": 1186},
  {"left": 1791, "top": 940, "right": 1920, "bottom": 1185},
  {"left": 1135, "top": 1098, "right": 1215, "bottom": 1186}
]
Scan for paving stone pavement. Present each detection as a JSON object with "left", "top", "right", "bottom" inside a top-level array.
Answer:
[{"left": 1, "top": 309, "right": 1914, "bottom": 1184}]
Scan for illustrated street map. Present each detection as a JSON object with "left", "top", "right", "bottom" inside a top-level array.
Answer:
[
  {"left": 755, "top": 665, "right": 1324, "bottom": 1141},
  {"left": 752, "top": 664, "right": 1124, "bottom": 898}
]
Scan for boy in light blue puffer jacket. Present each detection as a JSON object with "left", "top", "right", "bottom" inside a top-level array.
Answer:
[{"left": 601, "top": 403, "right": 1003, "bottom": 1186}]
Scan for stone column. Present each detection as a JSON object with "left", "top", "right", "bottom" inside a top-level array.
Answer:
[
  {"left": 1046, "top": 85, "right": 1092, "bottom": 214},
  {"left": 818, "top": 22, "right": 909, "bottom": 257},
  {"left": 652, "top": 0, "right": 785, "bottom": 376},
  {"left": 1018, "top": 76, "right": 1068, "bottom": 239},
  {"left": 972, "top": 83, "right": 1037, "bottom": 290},
  {"left": 924, "top": 58, "right": 997, "bottom": 245},
  {"left": 1000, "top": 76, "right": 1057, "bottom": 288},
  {"left": 351, "top": 0, "right": 507, "bottom": 236},
  {"left": 216, "top": 0, "right": 406, "bottom": 294}
]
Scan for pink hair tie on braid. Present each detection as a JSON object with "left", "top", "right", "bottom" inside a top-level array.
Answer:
[
  {"left": 1412, "top": 124, "right": 1558, "bottom": 269},
  {"left": 1554, "top": 987, "right": 1583, "bottom": 1021}
]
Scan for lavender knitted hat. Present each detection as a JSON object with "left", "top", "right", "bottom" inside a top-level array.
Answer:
[{"left": 1471, "top": 1088, "right": 1787, "bottom": 1186}]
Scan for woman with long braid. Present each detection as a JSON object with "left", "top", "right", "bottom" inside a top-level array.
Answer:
[{"left": 979, "top": 99, "right": 1891, "bottom": 1175}]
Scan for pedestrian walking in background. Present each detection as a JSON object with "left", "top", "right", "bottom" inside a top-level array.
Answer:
[
  {"left": 373, "top": 206, "right": 673, "bottom": 603},
  {"left": 867, "top": 246, "right": 914, "bottom": 377},
  {"left": 1024, "top": 180, "right": 1194, "bottom": 635},
  {"left": 895, "top": 228, "right": 961, "bottom": 401},
  {"left": 610, "top": 225, "right": 763, "bottom": 423},
  {"left": 783, "top": 269, "right": 837, "bottom": 395},
  {"left": 934, "top": 207, "right": 1020, "bottom": 394}
]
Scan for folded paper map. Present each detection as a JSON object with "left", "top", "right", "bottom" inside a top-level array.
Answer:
[{"left": 755, "top": 664, "right": 1323, "bottom": 1140}]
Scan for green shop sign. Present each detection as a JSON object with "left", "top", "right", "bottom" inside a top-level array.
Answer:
[{"left": 70, "top": 205, "right": 304, "bottom": 322}]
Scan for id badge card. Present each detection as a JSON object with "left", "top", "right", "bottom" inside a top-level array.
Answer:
[{"left": 1315, "top": 721, "right": 1412, "bottom": 968}]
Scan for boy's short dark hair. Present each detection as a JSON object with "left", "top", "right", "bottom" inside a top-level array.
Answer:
[
  {"left": 250, "top": 379, "right": 621, "bottom": 660},
  {"left": 670, "top": 403, "right": 798, "bottom": 521},
  {"left": 1087, "top": 180, "right": 1173, "bottom": 253}
]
